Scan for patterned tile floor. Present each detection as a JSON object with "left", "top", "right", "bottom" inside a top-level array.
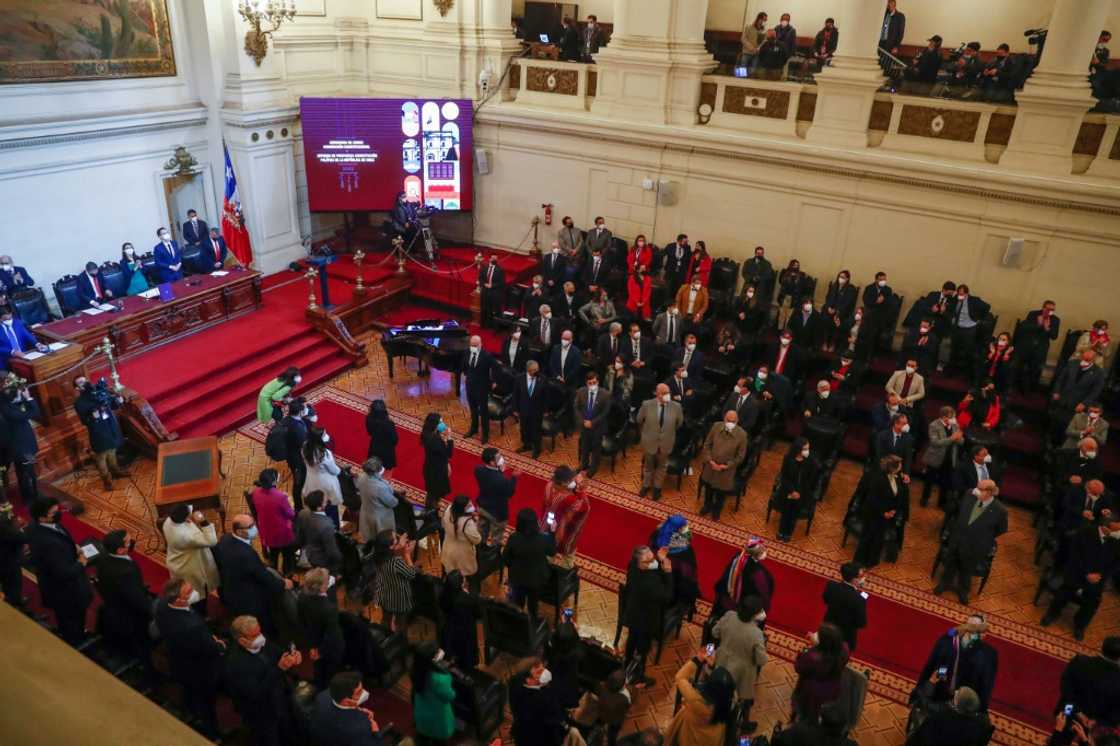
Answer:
[{"left": 52, "top": 331, "right": 1115, "bottom": 745}]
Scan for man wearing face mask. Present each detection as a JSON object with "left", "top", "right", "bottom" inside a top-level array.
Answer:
[
  {"left": 1052, "top": 351, "right": 1107, "bottom": 440},
  {"left": 934, "top": 480, "right": 1007, "bottom": 605},
  {"left": 586, "top": 216, "right": 612, "bottom": 256},
  {"left": 76, "top": 261, "right": 113, "bottom": 309},
  {"left": 575, "top": 372, "right": 610, "bottom": 476},
  {"left": 652, "top": 303, "right": 683, "bottom": 349},
  {"left": 502, "top": 327, "right": 529, "bottom": 371},
  {"left": 510, "top": 658, "right": 571, "bottom": 746},
  {"left": 724, "top": 377, "right": 761, "bottom": 435},
  {"left": 922, "top": 406, "right": 965, "bottom": 507},
  {"left": 0, "top": 306, "right": 48, "bottom": 370},
  {"left": 181, "top": 208, "right": 208, "bottom": 250},
  {"left": 549, "top": 330, "right": 581, "bottom": 388},
  {"left": 515, "top": 360, "right": 545, "bottom": 458},
  {"left": 700, "top": 410, "right": 747, "bottom": 520},
  {"left": 152, "top": 226, "right": 184, "bottom": 283},
  {"left": 804, "top": 379, "right": 840, "bottom": 422},
  {"left": 622, "top": 545, "right": 674, "bottom": 688},
  {"left": 663, "top": 234, "right": 691, "bottom": 293},
  {"left": 595, "top": 321, "right": 624, "bottom": 374},
  {"left": 879, "top": 0, "right": 906, "bottom": 71},
  {"left": 541, "top": 241, "right": 568, "bottom": 294},
  {"left": 666, "top": 362, "right": 693, "bottom": 407},
  {"left": 637, "top": 383, "right": 684, "bottom": 500},
  {"left": 874, "top": 413, "right": 915, "bottom": 476},
  {"left": 915, "top": 614, "right": 998, "bottom": 713},
  {"left": 1063, "top": 401, "right": 1109, "bottom": 450},
  {"left": 581, "top": 247, "right": 608, "bottom": 294},
  {"left": 764, "top": 330, "right": 806, "bottom": 387},
  {"left": 900, "top": 317, "right": 941, "bottom": 376},
  {"left": 556, "top": 280, "right": 585, "bottom": 323},
  {"left": 871, "top": 392, "right": 903, "bottom": 435},
  {"left": 523, "top": 274, "right": 547, "bottom": 320},
  {"left": 198, "top": 227, "right": 229, "bottom": 272},
  {"left": 953, "top": 446, "right": 998, "bottom": 499},
  {"left": 822, "top": 562, "right": 868, "bottom": 652},
  {"left": 162, "top": 505, "right": 219, "bottom": 613},
  {"left": 886, "top": 358, "right": 926, "bottom": 410},
  {"left": 674, "top": 276, "right": 709, "bottom": 331},
  {"left": 1059, "top": 479, "right": 1114, "bottom": 543},
  {"left": 154, "top": 578, "right": 225, "bottom": 738},
  {"left": 774, "top": 12, "right": 798, "bottom": 57},
  {"left": 0, "top": 254, "right": 34, "bottom": 295},
  {"left": 478, "top": 254, "right": 505, "bottom": 329},
  {"left": 742, "top": 246, "right": 775, "bottom": 301},
  {"left": 462, "top": 334, "right": 496, "bottom": 442},
  {"left": 95, "top": 529, "right": 155, "bottom": 664},
  {"left": 27, "top": 497, "right": 93, "bottom": 644},
  {"left": 671, "top": 333, "right": 704, "bottom": 379},
  {"left": 214, "top": 514, "right": 293, "bottom": 635},
  {"left": 1042, "top": 514, "right": 1120, "bottom": 640},
  {"left": 947, "top": 284, "right": 990, "bottom": 380},
  {"left": 311, "top": 671, "right": 383, "bottom": 746},
  {"left": 861, "top": 271, "right": 895, "bottom": 358},
  {"left": 787, "top": 297, "right": 823, "bottom": 349},
  {"left": 622, "top": 323, "right": 650, "bottom": 376},
  {"left": 476, "top": 447, "right": 518, "bottom": 543},
  {"left": 73, "top": 375, "right": 127, "bottom": 491},
  {"left": 3, "top": 380, "right": 41, "bottom": 499},
  {"left": 224, "top": 614, "right": 302, "bottom": 746},
  {"left": 532, "top": 303, "right": 559, "bottom": 352}
]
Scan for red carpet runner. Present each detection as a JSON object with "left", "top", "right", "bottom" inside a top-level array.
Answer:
[{"left": 257, "top": 389, "right": 1068, "bottom": 741}]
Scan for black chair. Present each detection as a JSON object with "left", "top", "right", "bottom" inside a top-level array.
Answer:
[
  {"left": 410, "top": 573, "right": 446, "bottom": 632},
  {"left": 666, "top": 424, "right": 700, "bottom": 489},
  {"left": 540, "top": 380, "right": 573, "bottom": 452},
  {"left": 139, "top": 252, "right": 162, "bottom": 286},
  {"left": 840, "top": 470, "right": 870, "bottom": 547},
  {"left": 612, "top": 582, "right": 686, "bottom": 664},
  {"left": 450, "top": 665, "right": 507, "bottom": 742},
  {"left": 52, "top": 274, "right": 82, "bottom": 316},
  {"left": 9, "top": 287, "right": 51, "bottom": 325},
  {"left": 99, "top": 261, "right": 127, "bottom": 298},
  {"left": 335, "top": 532, "right": 364, "bottom": 594},
  {"left": 538, "top": 563, "right": 581, "bottom": 625},
  {"left": 576, "top": 638, "right": 623, "bottom": 694},
  {"left": 600, "top": 406, "right": 632, "bottom": 473},
  {"left": 764, "top": 467, "right": 822, "bottom": 536},
  {"left": 180, "top": 245, "right": 203, "bottom": 275},
  {"left": 338, "top": 612, "right": 409, "bottom": 688},
  {"left": 475, "top": 540, "right": 505, "bottom": 587},
  {"left": 929, "top": 533, "right": 997, "bottom": 596},
  {"left": 480, "top": 598, "right": 549, "bottom": 664}
]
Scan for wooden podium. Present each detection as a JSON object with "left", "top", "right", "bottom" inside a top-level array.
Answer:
[{"left": 152, "top": 437, "right": 225, "bottom": 539}]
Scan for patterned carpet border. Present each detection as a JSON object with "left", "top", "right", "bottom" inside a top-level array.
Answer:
[{"left": 239, "top": 385, "right": 1052, "bottom": 745}]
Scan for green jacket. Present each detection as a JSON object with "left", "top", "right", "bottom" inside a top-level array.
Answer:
[
  {"left": 413, "top": 669, "right": 456, "bottom": 739},
  {"left": 256, "top": 378, "right": 292, "bottom": 424}
]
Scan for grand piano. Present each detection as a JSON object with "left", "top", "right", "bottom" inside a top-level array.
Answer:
[{"left": 381, "top": 319, "right": 470, "bottom": 391}]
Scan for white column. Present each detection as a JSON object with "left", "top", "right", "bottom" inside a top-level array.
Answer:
[
  {"left": 591, "top": 0, "right": 716, "bottom": 126},
  {"left": 1000, "top": 0, "right": 1112, "bottom": 175},
  {"left": 804, "top": 0, "right": 884, "bottom": 148}
]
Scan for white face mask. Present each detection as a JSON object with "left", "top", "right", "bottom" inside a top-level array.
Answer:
[
  {"left": 355, "top": 689, "right": 370, "bottom": 705},
  {"left": 757, "top": 372, "right": 768, "bottom": 381},
  {"left": 533, "top": 283, "right": 541, "bottom": 290},
  {"left": 469, "top": 345, "right": 480, "bottom": 354},
  {"left": 645, "top": 559, "right": 659, "bottom": 570},
  {"left": 321, "top": 433, "right": 330, "bottom": 444},
  {"left": 588, "top": 384, "right": 598, "bottom": 394},
  {"left": 537, "top": 668, "right": 553, "bottom": 686},
  {"left": 997, "top": 339, "right": 1008, "bottom": 347},
  {"left": 0, "top": 264, "right": 11, "bottom": 271},
  {"left": 160, "top": 233, "right": 171, "bottom": 242},
  {"left": 679, "top": 371, "right": 688, "bottom": 379},
  {"left": 615, "top": 363, "right": 624, "bottom": 370},
  {"left": 900, "top": 424, "right": 910, "bottom": 434},
  {"left": 124, "top": 249, "right": 134, "bottom": 256},
  {"left": 376, "top": 468, "right": 385, "bottom": 478},
  {"left": 1110, "top": 530, "right": 1120, "bottom": 540},
  {"left": 780, "top": 338, "right": 791, "bottom": 346},
  {"left": 983, "top": 454, "right": 992, "bottom": 464},
  {"left": 854, "top": 313, "right": 863, "bottom": 322},
  {"left": 186, "top": 589, "right": 202, "bottom": 606},
  {"left": 877, "top": 280, "right": 887, "bottom": 287},
  {"left": 692, "top": 284, "right": 701, "bottom": 291},
  {"left": 905, "top": 366, "right": 916, "bottom": 374},
  {"left": 512, "top": 332, "right": 522, "bottom": 340},
  {"left": 632, "top": 332, "right": 640, "bottom": 340},
  {"left": 567, "top": 480, "right": 577, "bottom": 490},
  {"left": 801, "top": 448, "right": 810, "bottom": 458},
  {"left": 724, "top": 421, "right": 736, "bottom": 432},
  {"left": 661, "top": 393, "right": 672, "bottom": 403},
  {"left": 838, "top": 277, "right": 847, "bottom": 285},
  {"left": 1088, "top": 412, "right": 1100, "bottom": 420},
  {"left": 293, "top": 376, "right": 302, "bottom": 385},
  {"left": 562, "top": 339, "right": 571, "bottom": 348},
  {"left": 496, "top": 456, "right": 506, "bottom": 469},
  {"left": 1085, "top": 451, "right": 1097, "bottom": 459},
  {"left": 543, "top": 312, "right": 552, "bottom": 320},
  {"left": 746, "top": 291, "right": 755, "bottom": 298},
  {"left": 819, "top": 390, "right": 830, "bottom": 399},
  {"left": 551, "top": 248, "right": 559, "bottom": 255},
  {"left": 803, "top": 304, "right": 812, "bottom": 312},
  {"left": 248, "top": 634, "right": 266, "bottom": 652},
  {"left": 686, "top": 343, "right": 696, "bottom": 352}
]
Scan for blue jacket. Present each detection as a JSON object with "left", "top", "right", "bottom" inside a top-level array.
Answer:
[
  {"left": 0, "top": 319, "right": 39, "bottom": 369},
  {"left": 476, "top": 464, "right": 517, "bottom": 521},
  {"left": 3, "top": 397, "right": 40, "bottom": 458},
  {"left": 152, "top": 240, "right": 184, "bottom": 283}
]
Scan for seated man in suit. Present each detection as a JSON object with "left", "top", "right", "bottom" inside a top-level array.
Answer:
[
  {"left": 76, "top": 262, "right": 114, "bottom": 308},
  {"left": 196, "top": 227, "right": 229, "bottom": 273},
  {"left": 514, "top": 360, "right": 545, "bottom": 457},
  {"left": 153, "top": 227, "right": 185, "bottom": 283},
  {"left": 0, "top": 306, "right": 47, "bottom": 370},
  {"left": 671, "top": 333, "right": 704, "bottom": 379},
  {"left": 804, "top": 379, "right": 841, "bottom": 422},
  {"left": 541, "top": 242, "right": 568, "bottom": 295},
  {"left": 0, "top": 255, "right": 35, "bottom": 296},
  {"left": 96, "top": 529, "right": 155, "bottom": 663},
  {"left": 1042, "top": 514, "right": 1120, "bottom": 640},
  {"left": 549, "top": 330, "right": 581, "bottom": 388},
  {"left": 874, "top": 412, "right": 915, "bottom": 476},
  {"left": 900, "top": 319, "right": 941, "bottom": 375},
  {"left": 181, "top": 209, "right": 208, "bottom": 249},
  {"left": 501, "top": 328, "right": 529, "bottom": 372},
  {"left": 595, "top": 322, "right": 625, "bottom": 373}
]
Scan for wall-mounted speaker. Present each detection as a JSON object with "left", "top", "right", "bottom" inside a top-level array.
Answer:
[{"left": 475, "top": 148, "right": 491, "bottom": 175}]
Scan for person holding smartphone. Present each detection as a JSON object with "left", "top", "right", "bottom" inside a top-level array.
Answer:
[
  {"left": 912, "top": 615, "right": 998, "bottom": 713},
  {"left": 540, "top": 465, "right": 590, "bottom": 569}
]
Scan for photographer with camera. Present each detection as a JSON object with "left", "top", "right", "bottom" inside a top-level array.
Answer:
[
  {"left": 73, "top": 375, "right": 128, "bottom": 491},
  {"left": 2, "top": 375, "right": 41, "bottom": 500}
]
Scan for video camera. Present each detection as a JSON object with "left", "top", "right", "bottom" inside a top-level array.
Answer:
[
  {"left": 1, "top": 372, "right": 28, "bottom": 400},
  {"left": 1025, "top": 27, "right": 1048, "bottom": 46}
]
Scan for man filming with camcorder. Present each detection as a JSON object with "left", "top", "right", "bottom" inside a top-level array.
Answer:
[
  {"left": 2, "top": 373, "right": 41, "bottom": 500},
  {"left": 73, "top": 375, "right": 128, "bottom": 491}
]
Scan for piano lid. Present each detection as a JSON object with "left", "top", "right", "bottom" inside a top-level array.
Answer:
[{"left": 383, "top": 319, "right": 468, "bottom": 349}]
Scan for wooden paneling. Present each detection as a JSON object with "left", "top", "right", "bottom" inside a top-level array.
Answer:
[
  {"left": 897, "top": 104, "right": 981, "bottom": 142},
  {"left": 722, "top": 86, "right": 790, "bottom": 119},
  {"left": 869, "top": 100, "right": 894, "bottom": 131},
  {"left": 796, "top": 91, "right": 817, "bottom": 122},
  {"left": 984, "top": 113, "right": 1016, "bottom": 145},
  {"left": 525, "top": 67, "right": 579, "bottom": 95},
  {"left": 1073, "top": 122, "right": 1107, "bottom": 156}
]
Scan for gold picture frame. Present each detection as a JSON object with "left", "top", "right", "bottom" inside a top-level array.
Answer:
[{"left": 0, "top": 0, "right": 176, "bottom": 85}]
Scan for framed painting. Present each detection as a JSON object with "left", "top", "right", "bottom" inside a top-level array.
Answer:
[{"left": 0, "top": 0, "right": 176, "bottom": 84}]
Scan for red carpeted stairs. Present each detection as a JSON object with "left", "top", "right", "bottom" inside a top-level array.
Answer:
[{"left": 110, "top": 276, "right": 357, "bottom": 439}]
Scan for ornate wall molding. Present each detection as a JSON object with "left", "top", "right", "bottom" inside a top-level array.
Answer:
[
  {"left": 722, "top": 86, "right": 789, "bottom": 119},
  {"left": 0, "top": 106, "right": 207, "bottom": 152},
  {"left": 525, "top": 67, "right": 578, "bottom": 95},
  {"left": 897, "top": 105, "right": 981, "bottom": 143}
]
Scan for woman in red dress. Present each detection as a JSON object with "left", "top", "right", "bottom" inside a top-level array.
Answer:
[
  {"left": 628, "top": 234, "right": 652, "bottom": 275},
  {"left": 540, "top": 465, "right": 591, "bottom": 568},
  {"left": 627, "top": 266, "right": 653, "bottom": 320},
  {"left": 686, "top": 240, "right": 713, "bottom": 286}
]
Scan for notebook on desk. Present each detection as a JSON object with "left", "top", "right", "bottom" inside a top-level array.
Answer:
[{"left": 158, "top": 283, "right": 175, "bottom": 302}]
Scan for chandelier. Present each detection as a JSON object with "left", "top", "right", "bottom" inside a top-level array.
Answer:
[{"left": 237, "top": 0, "right": 297, "bottom": 66}]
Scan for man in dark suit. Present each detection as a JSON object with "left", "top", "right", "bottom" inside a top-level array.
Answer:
[
  {"left": 585, "top": 217, "right": 612, "bottom": 256},
  {"left": 822, "top": 561, "right": 868, "bottom": 651},
  {"left": 764, "top": 331, "right": 806, "bottom": 384},
  {"left": 948, "top": 284, "right": 990, "bottom": 379},
  {"left": 581, "top": 246, "right": 609, "bottom": 294},
  {"left": 0, "top": 254, "right": 35, "bottom": 295},
  {"left": 671, "top": 333, "right": 704, "bottom": 379},
  {"left": 742, "top": 246, "right": 775, "bottom": 300},
  {"left": 907, "top": 686, "right": 994, "bottom": 746},
  {"left": 476, "top": 447, "right": 518, "bottom": 543},
  {"left": 934, "top": 479, "right": 1008, "bottom": 605},
  {"left": 1052, "top": 350, "right": 1107, "bottom": 426},
  {"left": 76, "top": 262, "right": 114, "bottom": 308},
  {"left": 523, "top": 276, "right": 548, "bottom": 320},
  {"left": 541, "top": 243, "right": 568, "bottom": 294},
  {"left": 861, "top": 271, "right": 895, "bottom": 357},
  {"left": 880, "top": 0, "right": 906, "bottom": 69},
  {"left": 874, "top": 412, "right": 915, "bottom": 475},
  {"left": 224, "top": 614, "right": 302, "bottom": 746},
  {"left": 514, "top": 360, "right": 545, "bottom": 458},
  {"left": 0, "top": 306, "right": 48, "bottom": 371},
  {"left": 904, "top": 281, "right": 957, "bottom": 335},
  {"left": 1059, "top": 479, "right": 1114, "bottom": 536},
  {"left": 554, "top": 281, "right": 584, "bottom": 323},
  {"left": 904, "top": 35, "right": 945, "bottom": 85},
  {"left": 574, "top": 372, "right": 610, "bottom": 476},
  {"left": 282, "top": 399, "right": 309, "bottom": 510},
  {"left": 595, "top": 322, "right": 624, "bottom": 372},
  {"left": 478, "top": 254, "right": 505, "bottom": 328},
  {"left": 197, "top": 227, "right": 229, "bottom": 273},
  {"left": 155, "top": 578, "right": 225, "bottom": 738},
  {"left": 953, "top": 445, "right": 998, "bottom": 496},
  {"left": 214, "top": 513, "right": 292, "bottom": 635},
  {"left": 663, "top": 234, "right": 691, "bottom": 293},
  {"left": 622, "top": 323, "right": 651, "bottom": 376},
  {"left": 181, "top": 209, "right": 208, "bottom": 249},
  {"left": 723, "top": 377, "right": 760, "bottom": 435},
  {"left": 900, "top": 318, "right": 941, "bottom": 375},
  {"left": 3, "top": 384, "right": 42, "bottom": 500},
  {"left": 462, "top": 334, "right": 495, "bottom": 442},
  {"left": 95, "top": 529, "right": 154, "bottom": 663},
  {"left": 501, "top": 328, "right": 529, "bottom": 371},
  {"left": 1058, "top": 636, "right": 1120, "bottom": 727},
  {"left": 0, "top": 500, "right": 27, "bottom": 610},
  {"left": 787, "top": 299, "right": 823, "bottom": 349},
  {"left": 549, "top": 330, "right": 581, "bottom": 387},
  {"left": 531, "top": 305, "right": 560, "bottom": 352},
  {"left": 666, "top": 363, "right": 693, "bottom": 405},
  {"left": 310, "top": 671, "right": 384, "bottom": 746},
  {"left": 1042, "top": 515, "right": 1120, "bottom": 640},
  {"left": 804, "top": 379, "right": 841, "bottom": 422},
  {"left": 916, "top": 614, "right": 998, "bottom": 712},
  {"left": 152, "top": 227, "right": 184, "bottom": 283},
  {"left": 27, "top": 497, "right": 93, "bottom": 643}
]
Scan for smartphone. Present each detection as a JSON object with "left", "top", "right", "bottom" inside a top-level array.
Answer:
[
  {"left": 546, "top": 511, "right": 556, "bottom": 524},
  {"left": 859, "top": 591, "right": 869, "bottom": 600},
  {"left": 937, "top": 666, "right": 948, "bottom": 678},
  {"left": 288, "top": 642, "right": 297, "bottom": 655},
  {"left": 1063, "top": 704, "right": 1075, "bottom": 716},
  {"left": 706, "top": 643, "right": 716, "bottom": 656},
  {"left": 739, "top": 737, "right": 752, "bottom": 746},
  {"left": 562, "top": 607, "right": 574, "bottom": 621}
]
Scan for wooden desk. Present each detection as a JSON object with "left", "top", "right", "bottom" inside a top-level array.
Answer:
[
  {"left": 153, "top": 436, "right": 225, "bottom": 537},
  {"left": 35, "top": 269, "right": 262, "bottom": 360}
]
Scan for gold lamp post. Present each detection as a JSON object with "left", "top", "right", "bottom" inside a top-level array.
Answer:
[
  {"left": 238, "top": 0, "right": 298, "bottom": 66},
  {"left": 392, "top": 236, "right": 407, "bottom": 275},
  {"left": 353, "top": 248, "right": 366, "bottom": 292},
  {"left": 305, "top": 266, "right": 319, "bottom": 310},
  {"left": 99, "top": 336, "right": 124, "bottom": 392}
]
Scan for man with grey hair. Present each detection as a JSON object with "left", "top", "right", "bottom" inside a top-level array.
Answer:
[
  {"left": 915, "top": 613, "right": 998, "bottom": 713},
  {"left": 933, "top": 479, "right": 1007, "bottom": 605},
  {"left": 636, "top": 383, "right": 683, "bottom": 500},
  {"left": 907, "top": 685, "right": 993, "bottom": 745},
  {"left": 224, "top": 614, "right": 302, "bottom": 745},
  {"left": 596, "top": 320, "right": 624, "bottom": 372},
  {"left": 463, "top": 333, "right": 495, "bottom": 442},
  {"left": 515, "top": 360, "right": 545, "bottom": 458},
  {"left": 356, "top": 456, "right": 397, "bottom": 541}
]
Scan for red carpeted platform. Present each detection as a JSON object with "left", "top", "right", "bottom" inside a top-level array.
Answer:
[
  {"left": 108, "top": 278, "right": 358, "bottom": 439},
  {"left": 300, "top": 394, "right": 1063, "bottom": 734}
]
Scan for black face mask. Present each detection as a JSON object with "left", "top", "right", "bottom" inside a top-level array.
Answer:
[
  {"left": 127, "top": 539, "right": 136, "bottom": 552},
  {"left": 49, "top": 512, "right": 63, "bottom": 524}
]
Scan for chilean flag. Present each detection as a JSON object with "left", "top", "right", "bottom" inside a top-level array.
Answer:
[{"left": 221, "top": 143, "right": 253, "bottom": 266}]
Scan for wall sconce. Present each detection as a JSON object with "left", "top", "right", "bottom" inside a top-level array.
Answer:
[
  {"left": 238, "top": 0, "right": 298, "bottom": 66},
  {"left": 697, "top": 103, "right": 713, "bottom": 125}
]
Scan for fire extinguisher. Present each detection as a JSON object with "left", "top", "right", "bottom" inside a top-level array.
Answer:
[{"left": 541, "top": 203, "right": 553, "bottom": 226}]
